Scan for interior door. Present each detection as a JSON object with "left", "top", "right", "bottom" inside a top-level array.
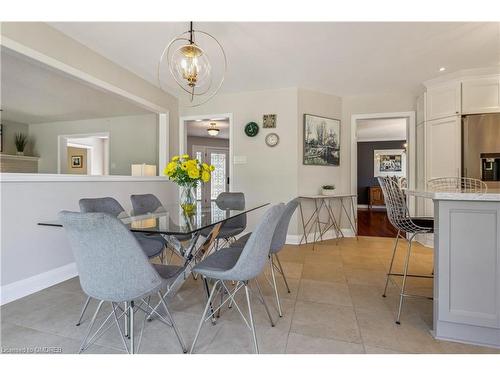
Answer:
[{"left": 192, "top": 145, "right": 229, "bottom": 206}]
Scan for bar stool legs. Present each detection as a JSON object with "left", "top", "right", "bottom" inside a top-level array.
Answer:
[
  {"left": 382, "top": 230, "right": 401, "bottom": 298},
  {"left": 396, "top": 234, "right": 415, "bottom": 324}
]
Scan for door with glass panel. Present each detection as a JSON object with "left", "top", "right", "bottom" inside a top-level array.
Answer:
[{"left": 192, "top": 146, "right": 229, "bottom": 206}]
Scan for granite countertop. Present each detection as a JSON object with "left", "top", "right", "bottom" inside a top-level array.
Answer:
[{"left": 405, "top": 188, "right": 500, "bottom": 202}]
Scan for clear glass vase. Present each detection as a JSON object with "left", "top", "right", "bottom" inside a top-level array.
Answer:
[{"left": 180, "top": 185, "right": 196, "bottom": 215}]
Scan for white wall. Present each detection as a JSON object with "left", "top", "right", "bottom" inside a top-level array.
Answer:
[
  {"left": 181, "top": 88, "right": 300, "bottom": 233},
  {"left": 0, "top": 177, "right": 177, "bottom": 304},
  {"left": 29, "top": 114, "right": 158, "bottom": 175},
  {"left": 1, "top": 22, "right": 179, "bottom": 155}
]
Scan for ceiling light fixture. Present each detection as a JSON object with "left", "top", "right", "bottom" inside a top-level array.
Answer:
[
  {"left": 439, "top": 67, "right": 446, "bottom": 72},
  {"left": 207, "top": 122, "right": 220, "bottom": 136},
  {"left": 158, "top": 22, "right": 227, "bottom": 107}
]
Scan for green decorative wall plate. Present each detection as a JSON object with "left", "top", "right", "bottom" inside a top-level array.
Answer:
[{"left": 244, "top": 122, "right": 259, "bottom": 137}]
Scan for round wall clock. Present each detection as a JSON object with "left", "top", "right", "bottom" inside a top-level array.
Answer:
[
  {"left": 244, "top": 122, "right": 259, "bottom": 137},
  {"left": 265, "top": 133, "right": 280, "bottom": 147}
]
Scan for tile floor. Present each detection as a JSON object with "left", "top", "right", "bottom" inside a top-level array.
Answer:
[{"left": 2, "top": 236, "right": 499, "bottom": 354}]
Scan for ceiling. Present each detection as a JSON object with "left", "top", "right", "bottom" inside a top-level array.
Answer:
[
  {"left": 186, "top": 119, "right": 230, "bottom": 139},
  {"left": 0, "top": 48, "right": 151, "bottom": 124},
  {"left": 49, "top": 22, "right": 500, "bottom": 97},
  {"left": 357, "top": 118, "right": 407, "bottom": 141}
]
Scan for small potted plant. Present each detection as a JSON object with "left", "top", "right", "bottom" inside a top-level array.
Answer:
[
  {"left": 321, "top": 184, "right": 336, "bottom": 196},
  {"left": 15, "top": 133, "right": 28, "bottom": 156}
]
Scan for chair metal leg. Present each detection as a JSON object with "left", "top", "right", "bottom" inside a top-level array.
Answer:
[
  {"left": 129, "top": 301, "right": 135, "bottom": 354},
  {"left": 76, "top": 296, "right": 91, "bottom": 326},
  {"left": 383, "top": 230, "right": 400, "bottom": 298},
  {"left": 396, "top": 235, "right": 415, "bottom": 324},
  {"left": 245, "top": 283, "right": 259, "bottom": 354},
  {"left": 112, "top": 302, "right": 130, "bottom": 354},
  {"left": 158, "top": 291, "right": 187, "bottom": 353},
  {"left": 274, "top": 254, "right": 291, "bottom": 293},
  {"left": 269, "top": 256, "right": 283, "bottom": 317},
  {"left": 78, "top": 300, "right": 104, "bottom": 354},
  {"left": 203, "top": 276, "right": 217, "bottom": 325},
  {"left": 190, "top": 280, "right": 220, "bottom": 354},
  {"left": 253, "top": 279, "right": 275, "bottom": 327}
]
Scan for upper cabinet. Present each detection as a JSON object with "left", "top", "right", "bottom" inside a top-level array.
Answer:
[
  {"left": 462, "top": 76, "right": 500, "bottom": 114},
  {"left": 426, "top": 81, "right": 461, "bottom": 120}
]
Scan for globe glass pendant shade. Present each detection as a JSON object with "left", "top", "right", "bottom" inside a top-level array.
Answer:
[{"left": 170, "top": 43, "right": 211, "bottom": 96}]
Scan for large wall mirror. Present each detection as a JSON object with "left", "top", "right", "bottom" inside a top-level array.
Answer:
[{"left": 0, "top": 46, "right": 167, "bottom": 176}]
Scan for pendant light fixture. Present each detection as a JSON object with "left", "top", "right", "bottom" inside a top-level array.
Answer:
[
  {"left": 158, "top": 22, "right": 227, "bottom": 107},
  {"left": 207, "top": 122, "right": 220, "bottom": 136}
]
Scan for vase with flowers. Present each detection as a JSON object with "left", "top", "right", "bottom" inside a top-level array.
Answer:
[{"left": 164, "top": 154, "right": 215, "bottom": 214}]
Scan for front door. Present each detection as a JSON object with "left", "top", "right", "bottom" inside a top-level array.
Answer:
[{"left": 192, "top": 145, "right": 229, "bottom": 206}]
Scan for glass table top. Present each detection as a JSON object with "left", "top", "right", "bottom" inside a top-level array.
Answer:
[{"left": 38, "top": 201, "right": 269, "bottom": 235}]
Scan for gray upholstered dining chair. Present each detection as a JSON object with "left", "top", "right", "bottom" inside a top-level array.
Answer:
[
  {"left": 59, "top": 211, "right": 187, "bottom": 354},
  {"left": 76, "top": 197, "right": 166, "bottom": 327},
  {"left": 190, "top": 203, "right": 285, "bottom": 354},
  {"left": 231, "top": 198, "right": 299, "bottom": 317},
  {"left": 79, "top": 197, "right": 166, "bottom": 259},
  {"left": 130, "top": 193, "right": 191, "bottom": 240},
  {"left": 200, "top": 192, "right": 247, "bottom": 248},
  {"left": 378, "top": 176, "right": 434, "bottom": 325}
]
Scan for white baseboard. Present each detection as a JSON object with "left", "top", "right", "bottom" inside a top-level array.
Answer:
[
  {"left": 286, "top": 228, "right": 355, "bottom": 245},
  {"left": 1, "top": 262, "right": 78, "bottom": 305},
  {"left": 415, "top": 233, "right": 434, "bottom": 248}
]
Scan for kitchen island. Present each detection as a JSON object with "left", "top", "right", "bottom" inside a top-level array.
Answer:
[{"left": 406, "top": 189, "right": 500, "bottom": 348}]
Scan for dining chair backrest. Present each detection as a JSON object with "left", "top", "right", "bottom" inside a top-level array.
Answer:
[
  {"left": 427, "top": 177, "right": 487, "bottom": 193},
  {"left": 130, "top": 194, "right": 165, "bottom": 216},
  {"left": 59, "top": 211, "right": 163, "bottom": 302},
  {"left": 215, "top": 192, "right": 247, "bottom": 230},
  {"left": 270, "top": 198, "right": 300, "bottom": 254},
  {"left": 79, "top": 197, "right": 128, "bottom": 218},
  {"left": 225, "top": 203, "right": 284, "bottom": 281}
]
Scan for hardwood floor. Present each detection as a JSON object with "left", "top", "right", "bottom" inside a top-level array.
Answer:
[{"left": 357, "top": 208, "right": 398, "bottom": 237}]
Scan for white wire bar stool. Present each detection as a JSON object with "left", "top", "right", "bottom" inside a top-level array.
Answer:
[
  {"left": 378, "top": 176, "right": 434, "bottom": 324},
  {"left": 427, "top": 177, "right": 487, "bottom": 193}
]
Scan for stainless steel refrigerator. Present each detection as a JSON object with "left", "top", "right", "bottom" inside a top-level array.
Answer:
[{"left": 462, "top": 113, "right": 500, "bottom": 189}]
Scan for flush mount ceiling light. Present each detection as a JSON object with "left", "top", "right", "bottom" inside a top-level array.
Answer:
[
  {"left": 207, "top": 122, "right": 220, "bottom": 136},
  {"left": 439, "top": 67, "right": 446, "bottom": 72},
  {"left": 158, "top": 22, "right": 227, "bottom": 107}
]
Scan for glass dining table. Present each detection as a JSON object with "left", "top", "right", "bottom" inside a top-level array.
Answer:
[{"left": 38, "top": 201, "right": 269, "bottom": 297}]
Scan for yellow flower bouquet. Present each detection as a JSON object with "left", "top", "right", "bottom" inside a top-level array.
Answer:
[{"left": 163, "top": 154, "right": 215, "bottom": 213}]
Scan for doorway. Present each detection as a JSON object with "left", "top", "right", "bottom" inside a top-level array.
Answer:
[
  {"left": 58, "top": 132, "right": 110, "bottom": 175},
  {"left": 351, "top": 112, "right": 416, "bottom": 237},
  {"left": 179, "top": 114, "right": 232, "bottom": 206}
]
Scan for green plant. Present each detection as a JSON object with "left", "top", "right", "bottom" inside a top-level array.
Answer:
[
  {"left": 322, "top": 184, "right": 335, "bottom": 190},
  {"left": 14, "top": 133, "right": 28, "bottom": 152}
]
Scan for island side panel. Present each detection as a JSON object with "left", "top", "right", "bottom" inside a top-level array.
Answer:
[{"left": 434, "top": 199, "right": 500, "bottom": 348}]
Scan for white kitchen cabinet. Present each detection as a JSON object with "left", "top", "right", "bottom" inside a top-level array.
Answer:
[
  {"left": 426, "top": 81, "right": 461, "bottom": 120},
  {"left": 425, "top": 116, "right": 461, "bottom": 180},
  {"left": 415, "top": 121, "right": 426, "bottom": 216},
  {"left": 462, "top": 76, "right": 500, "bottom": 114}
]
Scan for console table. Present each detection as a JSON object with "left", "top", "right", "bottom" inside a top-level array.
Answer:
[{"left": 298, "top": 194, "right": 358, "bottom": 249}]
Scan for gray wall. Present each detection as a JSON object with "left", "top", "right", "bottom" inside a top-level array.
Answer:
[
  {"left": 29, "top": 114, "right": 158, "bottom": 175},
  {"left": 357, "top": 140, "right": 406, "bottom": 204},
  {"left": 187, "top": 136, "right": 229, "bottom": 156},
  {"left": 1, "top": 120, "right": 31, "bottom": 155}
]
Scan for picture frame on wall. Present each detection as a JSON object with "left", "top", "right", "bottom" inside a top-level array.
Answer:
[
  {"left": 303, "top": 114, "right": 340, "bottom": 166},
  {"left": 262, "top": 114, "right": 277, "bottom": 128},
  {"left": 373, "top": 149, "right": 406, "bottom": 177},
  {"left": 71, "top": 155, "right": 83, "bottom": 168}
]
